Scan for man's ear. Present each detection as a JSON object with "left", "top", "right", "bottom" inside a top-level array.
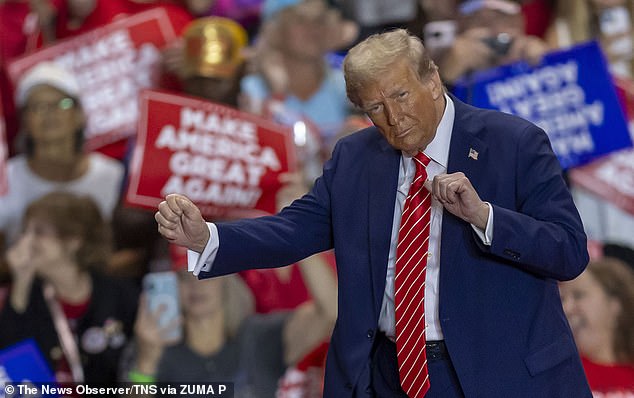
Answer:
[{"left": 427, "top": 71, "right": 443, "bottom": 100}]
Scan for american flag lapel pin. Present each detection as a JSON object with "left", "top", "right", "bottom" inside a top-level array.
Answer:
[{"left": 468, "top": 148, "right": 479, "bottom": 160}]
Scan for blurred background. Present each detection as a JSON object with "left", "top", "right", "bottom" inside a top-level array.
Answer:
[{"left": 0, "top": 0, "right": 632, "bottom": 396}]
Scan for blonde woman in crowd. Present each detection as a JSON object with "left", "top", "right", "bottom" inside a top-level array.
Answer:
[
  {"left": 546, "top": 0, "right": 634, "bottom": 77},
  {"left": 559, "top": 257, "right": 634, "bottom": 395},
  {"left": 241, "top": 0, "right": 357, "bottom": 148}
]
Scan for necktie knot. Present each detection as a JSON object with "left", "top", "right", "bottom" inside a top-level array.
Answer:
[{"left": 413, "top": 152, "right": 431, "bottom": 183}]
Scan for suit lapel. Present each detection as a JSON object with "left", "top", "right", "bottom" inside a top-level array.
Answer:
[
  {"left": 368, "top": 135, "right": 400, "bottom": 317},
  {"left": 440, "top": 97, "right": 489, "bottom": 307}
]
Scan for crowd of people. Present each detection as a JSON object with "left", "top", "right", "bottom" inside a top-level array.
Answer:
[{"left": 0, "top": 0, "right": 633, "bottom": 396}]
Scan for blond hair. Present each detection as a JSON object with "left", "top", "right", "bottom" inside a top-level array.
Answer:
[{"left": 343, "top": 29, "right": 436, "bottom": 107}]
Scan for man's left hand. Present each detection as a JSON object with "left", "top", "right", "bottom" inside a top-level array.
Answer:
[{"left": 431, "top": 172, "right": 489, "bottom": 229}]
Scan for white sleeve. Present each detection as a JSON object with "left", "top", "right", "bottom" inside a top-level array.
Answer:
[
  {"left": 188, "top": 222, "right": 219, "bottom": 276},
  {"left": 471, "top": 202, "right": 494, "bottom": 246}
]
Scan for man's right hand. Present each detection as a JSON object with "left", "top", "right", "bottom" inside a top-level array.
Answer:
[{"left": 155, "top": 194, "right": 210, "bottom": 253}]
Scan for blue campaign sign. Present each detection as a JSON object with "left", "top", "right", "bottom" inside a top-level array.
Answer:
[
  {"left": 0, "top": 339, "right": 55, "bottom": 384},
  {"left": 452, "top": 41, "right": 633, "bottom": 169}
]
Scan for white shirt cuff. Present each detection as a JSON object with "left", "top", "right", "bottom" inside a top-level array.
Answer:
[
  {"left": 471, "top": 202, "right": 494, "bottom": 246},
  {"left": 188, "top": 222, "right": 219, "bottom": 276}
]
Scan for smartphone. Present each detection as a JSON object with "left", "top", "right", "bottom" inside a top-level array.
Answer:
[
  {"left": 482, "top": 33, "right": 514, "bottom": 57},
  {"left": 143, "top": 271, "right": 182, "bottom": 341},
  {"left": 423, "top": 20, "right": 457, "bottom": 51}
]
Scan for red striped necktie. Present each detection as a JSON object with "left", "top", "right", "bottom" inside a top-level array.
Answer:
[{"left": 395, "top": 151, "right": 432, "bottom": 397}]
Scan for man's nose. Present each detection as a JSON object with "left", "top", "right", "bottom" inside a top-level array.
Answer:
[{"left": 384, "top": 101, "right": 402, "bottom": 126}]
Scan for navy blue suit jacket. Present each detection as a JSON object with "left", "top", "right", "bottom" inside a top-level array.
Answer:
[{"left": 200, "top": 97, "right": 592, "bottom": 397}]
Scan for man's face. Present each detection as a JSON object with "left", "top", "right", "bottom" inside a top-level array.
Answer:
[{"left": 356, "top": 59, "right": 445, "bottom": 155}]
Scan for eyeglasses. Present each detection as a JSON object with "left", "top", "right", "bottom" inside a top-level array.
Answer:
[{"left": 24, "top": 97, "right": 75, "bottom": 114}]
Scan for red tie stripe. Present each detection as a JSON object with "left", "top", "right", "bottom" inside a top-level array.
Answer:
[{"left": 395, "top": 152, "right": 432, "bottom": 398}]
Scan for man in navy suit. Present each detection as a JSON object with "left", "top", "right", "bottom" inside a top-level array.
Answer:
[{"left": 156, "top": 29, "right": 591, "bottom": 397}]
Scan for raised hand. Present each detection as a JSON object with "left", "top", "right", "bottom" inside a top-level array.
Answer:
[
  {"left": 133, "top": 294, "right": 182, "bottom": 376},
  {"left": 155, "top": 194, "right": 210, "bottom": 253},
  {"left": 431, "top": 172, "right": 490, "bottom": 229}
]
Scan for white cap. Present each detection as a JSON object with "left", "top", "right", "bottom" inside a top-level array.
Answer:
[{"left": 15, "top": 62, "right": 81, "bottom": 107}]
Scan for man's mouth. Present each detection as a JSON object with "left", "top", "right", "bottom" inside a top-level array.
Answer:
[{"left": 395, "top": 127, "right": 412, "bottom": 138}]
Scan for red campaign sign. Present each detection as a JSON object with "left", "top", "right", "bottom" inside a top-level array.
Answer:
[
  {"left": 569, "top": 148, "right": 634, "bottom": 216},
  {"left": 7, "top": 8, "right": 178, "bottom": 150},
  {"left": 614, "top": 76, "right": 634, "bottom": 123},
  {"left": 0, "top": 95, "right": 7, "bottom": 196},
  {"left": 126, "top": 90, "right": 297, "bottom": 219}
]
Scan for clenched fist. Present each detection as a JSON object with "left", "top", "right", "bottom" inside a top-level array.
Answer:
[
  {"left": 431, "top": 172, "right": 490, "bottom": 229},
  {"left": 155, "top": 194, "right": 210, "bottom": 253}
]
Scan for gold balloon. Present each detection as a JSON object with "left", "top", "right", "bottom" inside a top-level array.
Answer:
[{"left": 183, "top": 17, "right": 248, "bottom": 78}]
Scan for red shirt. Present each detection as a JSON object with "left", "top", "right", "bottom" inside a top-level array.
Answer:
[
  {"left": 240, "top": 265, "right": 311, "bottom": 314},
  {"left": 0, "top": 1, "right": 55, "bottom": 149},
  {"left": 55, "top": 0, "right": 130, "bottom": 40},
  {"left": 240, "top": 251, "right": 337, "bottom": 314},
  {"left": 582, "top": 356, "right": 634, "bottom": 396},
  {"left": 120, "top": 1, "right": 193, "bottom": 35},
  {"left": 521, "top": 0, "right": 554, "bottom": 38}
]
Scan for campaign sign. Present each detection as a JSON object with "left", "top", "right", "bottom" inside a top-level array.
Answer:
[
  {"left": 613, "top": 76, "right": 634, "bottom": 139},
  {"left": 7, "top": 8, "right": 178, "bottom": 151},
  {"left": 452, "top": 41, "right": 633, "bottom": 169},
  {"left": 0, "top": 339, "right": 56, "bottom": 397},
  {"left": 569, "top": 148, "right": 634, "bottom": 216},
  {"left": 126, "top": 90, "right": 297, "bottom": 219}
]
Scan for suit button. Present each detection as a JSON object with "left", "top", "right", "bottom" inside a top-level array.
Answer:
[
  {"left": 504, "top": 249, "right": 521, "bottom": 260},
  {"left": 366, "top": 387, "right": 372, "bottom": 394},
  {"left": 367, "top": 329, "right": 374, "bottom": 338},
  {"left": 345, "top": 382, "right": 353, "bottom": 390}
]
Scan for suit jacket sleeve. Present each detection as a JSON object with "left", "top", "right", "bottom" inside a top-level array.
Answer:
[
  {"left": 198, "top": 142, "right": 339, "bottom": 278},
  {"left": 478, "top": 124, "right": 588, "bottom": 281}
]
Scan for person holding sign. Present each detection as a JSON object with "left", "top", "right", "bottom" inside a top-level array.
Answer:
[
  {"left": 156, "top": 29, "right": 591, "bottom": 397},
  {"left": 0, "top": 62, "right": 124, "bottom": 284},
  {"left": 0, "top": 62, "right": 124, "bottom": 248}
]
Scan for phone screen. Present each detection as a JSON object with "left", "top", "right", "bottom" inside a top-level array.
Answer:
[{"left": 143, "top": 271, "right": 182, "bottom": 340}]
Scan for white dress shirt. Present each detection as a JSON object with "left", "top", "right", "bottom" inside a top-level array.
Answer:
[
  {"left": 188, "top": 95, "right": 493, "bottom": 341},
  {"left": 377, "top": 95, "right": 493, "bottom": 340}
]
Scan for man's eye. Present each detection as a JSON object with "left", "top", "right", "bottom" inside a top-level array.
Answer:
[
  {"left": 367, "top": 105, "right": 382, "bottom": 114},
  {"left": 398, "top": 91, "right": 409, "bottom": 99}
]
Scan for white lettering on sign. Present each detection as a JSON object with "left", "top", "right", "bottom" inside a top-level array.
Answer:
[
  {"left": 180, "top": 107, "right": 257, "bottom": 143},
  {"left": 154, "top": 106, "right": 284, "bottom": 209},
  {"left": 161, "top": 176, "right": 262, "bottom": 207},
  {"left": 595, "top": 154, "right": 634, "bottom": 196},
  {"left": 52, "top": 30, "right": 162, "bottom": 143},
  {"left": 484, "top": 60, "right": 602, "bottom": 161},
  {"left": 54, "top": 31, "right": 133, "bottom": 69},
  {"left": 155, "top": 126, "right": 280, "bottom": 170}
]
